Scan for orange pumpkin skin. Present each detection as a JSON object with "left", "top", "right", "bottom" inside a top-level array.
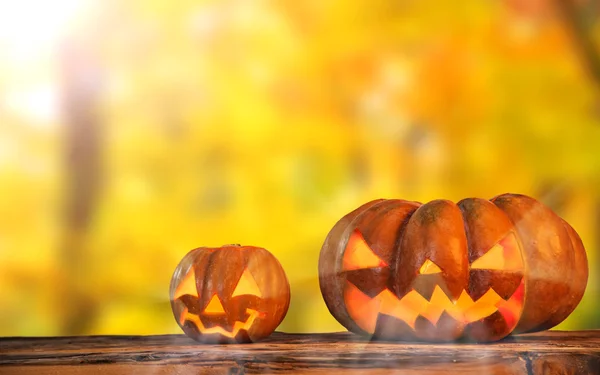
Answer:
[
  {"left": 319, "top": 194, "right": 588, "bottom": 342},
  {"left": 170, "top": 245, "right": 290, "bottom": 343}
]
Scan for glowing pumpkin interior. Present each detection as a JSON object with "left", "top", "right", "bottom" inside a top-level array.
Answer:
[
  {"left": 342, "top": 230, "right": 525, "bottom": 335},
  {"left": 173, "top": 266, "right": 265, "bottom": 339}
]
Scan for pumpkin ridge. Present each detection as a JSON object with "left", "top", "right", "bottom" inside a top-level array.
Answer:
[
  {"left": 414, "top": 199, "right": 454, "bottom": 225},
  {"left": 319, "top": 193, "right": 586, "bottom": 342},
  {"left": 318, "top": 199, "right": 391, "bottom": 335},
  {"left": 336, "top": 199, "right": 395, "bottom": 334},
  {"left": 524, "top": 219, "right": 586, "bottom": 333},
  {"left": 491, "top": 194, "right": 577, "bottom": 334},
  {"left": 171, "top": 245, "right": 290, "bottom": 343},
  {"left": 390, "top": 204, "right": 419, "bottom": 295},
  {"left": 189, "top": 248, "right": 216, "bottom": 313},
  {"left": 359, "top": 200, "right": 408, "bottom": 256},
  {"left": 360, "top": 201, "right": 420, "bottom": 293}
]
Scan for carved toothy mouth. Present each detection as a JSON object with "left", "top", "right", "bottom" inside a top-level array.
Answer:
[
  {"left": 341, "top": 228, "right": 526, "bottom": 337},
  {"left": 344, "top": 277, "right": 525, "bottom": 334},
  {"left": 179, "top": 307, "right": 264, "bottom": 338}
]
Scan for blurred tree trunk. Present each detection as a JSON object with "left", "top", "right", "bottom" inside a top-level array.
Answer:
[
  {"left": 59, "top": 38, "right": 104, "bottom": 335},
  {"left": 554, "top": 0, "right": 600, "bottom": 90}
]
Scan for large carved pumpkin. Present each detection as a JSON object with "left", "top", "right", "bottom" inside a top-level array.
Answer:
[
  {"left": 319, "top": 194, "right": 588, "bottom": 342},
  {"left": 170, "top": 245, "right": 290, "bottom": 343}
]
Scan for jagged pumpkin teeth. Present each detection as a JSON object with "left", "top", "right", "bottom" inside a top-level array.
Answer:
[{"left": 319, "top": 194, "right": 588, "bottom": 342}]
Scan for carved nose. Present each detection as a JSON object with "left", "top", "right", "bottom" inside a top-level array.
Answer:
[{"left": 203, "top": 294, "right": 225, "bottom": 315}]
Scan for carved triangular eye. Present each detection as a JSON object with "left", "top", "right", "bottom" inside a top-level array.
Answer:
[
  {"left": 232, "top": 268, "right": 262, "bottom": 297},
  {"left": 173, "top": 267, "right": 198, "bottom": 300},
  {"left": 343, "top": 230, "right": 388, "bottom": 271},
  {"left": 471, "top": 243, "right": 504, "bottom": 270},
  {"left": 419, "top": 258, "right": 442, "bottom": 274},
  {"left": 471, "top": 232, "right": 523, "bottom": 271}
]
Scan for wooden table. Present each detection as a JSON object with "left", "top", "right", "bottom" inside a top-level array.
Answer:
[{"left": 1, "top": 331, "right": 599, "bottom": 374}]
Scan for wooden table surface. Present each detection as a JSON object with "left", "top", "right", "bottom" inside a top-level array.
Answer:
[{"left": 1, "top": 331, "right": 599, "bottom": 374}]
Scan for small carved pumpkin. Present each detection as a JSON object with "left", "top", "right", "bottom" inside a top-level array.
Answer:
[
  {"left": 319, "top": 194, "right": 588, "bottom": 342},
  {"left": 170, "top": 245, "right": 290, "bottom": 343}
]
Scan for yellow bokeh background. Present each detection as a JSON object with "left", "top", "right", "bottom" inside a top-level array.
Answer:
[{"left": 0, "top": 0, "right": 599, "bottom": 336}]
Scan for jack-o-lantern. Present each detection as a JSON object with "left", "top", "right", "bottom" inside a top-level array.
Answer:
[
  {"left": 170, "top": 245, "right": 290, "bottom": 343},
  {"left": 319, "top": 194, "right": 588, "bottom": 342}
]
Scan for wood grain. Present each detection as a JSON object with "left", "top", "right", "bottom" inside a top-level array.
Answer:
[{"left": 1, "top": 331, "right": 599, "bottom": 374}]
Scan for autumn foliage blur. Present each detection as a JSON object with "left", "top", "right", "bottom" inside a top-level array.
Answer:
[{"left": 0, "top": 0, "right": 599, "bottom": 336}]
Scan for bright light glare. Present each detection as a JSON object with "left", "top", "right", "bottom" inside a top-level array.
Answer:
[
  {"left": 0, "top": 0, "right": 86, "bottom": 62},
  {"left": 5, "top": 83, "right": 59, "bottom": 125},
  {"left": 0, "top": 0, "right": 90, "bottom": 126}
]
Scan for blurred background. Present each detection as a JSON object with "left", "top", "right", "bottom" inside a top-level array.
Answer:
[{"left": 0, "top": 0, "right": 599, "bottom": 336}]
